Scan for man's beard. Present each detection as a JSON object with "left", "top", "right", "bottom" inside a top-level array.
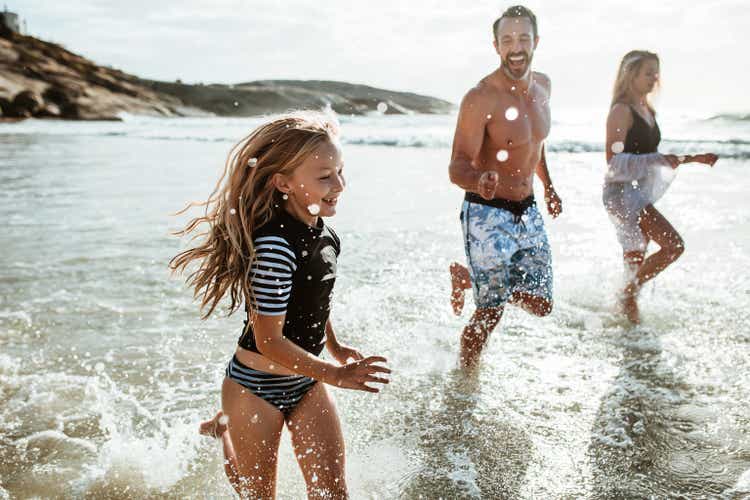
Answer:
[{"left": 502, "top": 51, "right": 533, "bottom": 80}]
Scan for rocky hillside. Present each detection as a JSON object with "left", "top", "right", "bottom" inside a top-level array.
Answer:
[{"left": 0, "top": 27, "right": 453, "bottom": 121}]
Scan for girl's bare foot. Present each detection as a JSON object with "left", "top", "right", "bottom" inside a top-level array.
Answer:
[
  {"left": 199, "top": 410, "right": 228, "bottom": 438},
  {"left": 450, "top": 262, "right": 470, "bottom": 316}
]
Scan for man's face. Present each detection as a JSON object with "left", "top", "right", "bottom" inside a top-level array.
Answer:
[{"left": 493, "top": 17, "right": 538, "bottom": 80}]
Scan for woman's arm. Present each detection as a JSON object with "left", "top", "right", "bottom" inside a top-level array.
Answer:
[{"left": 605, "top": 103, "right": 633, "bottom": 164}]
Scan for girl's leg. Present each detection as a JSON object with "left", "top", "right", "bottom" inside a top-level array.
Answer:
[
  {"left": 286, "top": 383, "right": 348, "bottom": 499},
  {"left": 635, "top": 204, "right": 685, "bottom": 285},
  {"left": 199, "top": 410, "right": 241, "bottom": 494},
  {"left": 450, "top": 262, "right": 472, "bottom": 316},
  {"left": 221, "top": 377, "right": 286, "bottom": 499}
]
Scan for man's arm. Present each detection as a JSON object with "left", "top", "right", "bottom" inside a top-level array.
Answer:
[
  {"left": 536, "top": 145, "right": 562, "bottom": 218},
  {"left": 535, "top": 144, "right": 553, "bottom": 190},
  {"left": 448, "top": 87, "right": 488, "bottom": 192}
]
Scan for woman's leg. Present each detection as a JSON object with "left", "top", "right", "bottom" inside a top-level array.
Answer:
[
  {"left": 621, "top": 250, "right": 645, "bottom": 324},
  {"left": 221, "top": 377, "right": 286, "bottom": 499},
  {"left": 635, "top": 204, "right": 685, "bottom": 286},
  {"left": 286, "top": 383, "right": 348, "bottom": 499}
]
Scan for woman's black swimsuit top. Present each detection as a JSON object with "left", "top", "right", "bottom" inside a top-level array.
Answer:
[
  {"left": 624, "top": 104, "right": 661, "bottom": 154},
  {"left": 238, "top": 209, "right": 340, "bottom": 356}
]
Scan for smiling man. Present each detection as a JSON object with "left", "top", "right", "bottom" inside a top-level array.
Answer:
[{"left": 448, "top": 5, "right": 562, "bottom": 370}]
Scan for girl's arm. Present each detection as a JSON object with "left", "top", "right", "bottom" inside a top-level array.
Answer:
[
  {"left": 254, "top": 314, "right": 388, "bottom": 392},
  {"left": 325, "top": 318, "right": 364, "bottom": 365}
]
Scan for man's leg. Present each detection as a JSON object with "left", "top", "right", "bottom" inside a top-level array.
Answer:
[
  {"left": 460, "top": 306, "right": 503, "bottom": 370},
  {"left": 509, "top": 292, "right": 552, "bottom": 317},
  {"left": 450, "top": 262, "right": 472, "bottom": 316}
]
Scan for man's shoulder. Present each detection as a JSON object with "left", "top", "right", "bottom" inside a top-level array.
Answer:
[
  {"left": 461, "top": 79, "right": 495, "bottom": 108},
  {"left": 533, "top": 71, "right": 551, "bottom": 90}
]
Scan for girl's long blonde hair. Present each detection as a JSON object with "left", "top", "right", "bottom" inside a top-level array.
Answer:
[
  {"left": 170, "top": 111, "right": 340, "bottom": 319},
  {"left": 611, "top": 50, "right": 660, "bottom": 113}
]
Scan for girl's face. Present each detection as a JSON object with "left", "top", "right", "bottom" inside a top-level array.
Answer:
[
  {"left": 278, "top": 140, "right": 345, "bottom": 225},
  {"left": 632, "top": 59, "right": 659, "bottom": 96}
]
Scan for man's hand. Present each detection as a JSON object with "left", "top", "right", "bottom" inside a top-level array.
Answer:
[
  {"left": 477, "top": 171, "right": 499, "bottom": 200},
  {"left": 544, "top": 186, "right": 562, "bottom": 218}
]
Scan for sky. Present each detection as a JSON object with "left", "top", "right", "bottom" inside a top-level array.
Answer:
[{"left": 11, "top": 0, "right": 750, "bottom": 115}]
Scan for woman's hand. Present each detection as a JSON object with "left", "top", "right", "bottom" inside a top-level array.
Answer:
[
  {"left": 662, "top": 154, "right": 681, "bottom": 169},
  {"left": 328, "top": 342, "right": 364, "bottom": 365},
  {"left": 327, "top": 356, "right": 391, "bottom": 393},
  {"left": 691, "top": 153, "right": 719, "bottom": 167}
]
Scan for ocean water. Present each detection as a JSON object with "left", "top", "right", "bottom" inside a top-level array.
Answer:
[{"left": 0, "top": 111, "right": 749, "bottom": 499}]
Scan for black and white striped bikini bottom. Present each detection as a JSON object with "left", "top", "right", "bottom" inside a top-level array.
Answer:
[{"left": 225, "top": 355, "right": 317, "bottom": 416}]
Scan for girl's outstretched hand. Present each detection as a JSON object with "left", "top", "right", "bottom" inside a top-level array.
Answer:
[
  {"left": 329, "top": 342, "right": 364, "bottom": 365},
  {"left": 328, "top": 356, "right": 391, "bottom": 393}
]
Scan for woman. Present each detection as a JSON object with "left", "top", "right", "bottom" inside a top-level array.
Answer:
[{"left": 603, "top": 50, "right": 718, "bottom": 323}]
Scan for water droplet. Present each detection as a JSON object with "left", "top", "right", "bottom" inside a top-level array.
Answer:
[
  {"left": 269, "top": 364, "right": 275, "bottom": 369},
  {"left": 219, "top": 414, "right": 229, "bottom": 426},
  {"left": 94, "top": 362, "right": 105, "bottom": 373},
  {"left": 307, "top": 275, "right": 312, "bottom": 280},
  {"left": 511, "top": 86, "right": 516, "bottom": 91},
  {"left": 486, "top": 114, "right": 492, "bottom": 119},
  {"left": 307, "top": 204, "right": 320, "bottom": 215},
  {"left": 247, "top": 157, "right": 257, "bottom": 167},
  {"left": 377, "top": 102, "right": 388, "bottom": 113},
  {"left": 505, "top": 107, "right": 519, "bottom": 121},
  {"left": 301, "top": 250, "right": 308, "bottom": 257},
  {"left": 311, "top": 472, "right": 319, "bottom": 483},
  {"left": 611, "top": 141, "right": 625, "bottom": 154},
  {"left": 233, "top": 101, "right": 239, "bottom": 107},
  {"left": 631, "top": 180, "right": 639, "bottom": 187},
  {"left": 229, "top": 208, "right": 236, "bottom": 215},
  {"left": 496, "top": 150, "right": 509, "bottom": 162},
  {"left": 282, "top": 194, "right": 289, "bottom": 200},
  {"left": 250, "top": 414, "right": 259, "bottom": 424}
]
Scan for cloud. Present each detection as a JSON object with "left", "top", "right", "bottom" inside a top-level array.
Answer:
[{"left": 11, "top": 0, "right": 749, "bottom": 111}]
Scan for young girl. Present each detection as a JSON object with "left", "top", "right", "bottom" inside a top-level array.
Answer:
[{"left": 170, "top": 112, "right": 390, "bottom": 499}]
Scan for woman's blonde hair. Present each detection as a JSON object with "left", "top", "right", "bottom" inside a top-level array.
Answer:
[
  {"left": 170, "top": 111, "right": 340, "bottom": 319},
  {"left": 611, "top": 50, "right": 660, "bottom": 112}
]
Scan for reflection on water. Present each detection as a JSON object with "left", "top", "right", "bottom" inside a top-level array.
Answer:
[
  {"left": 588, "top": 327, "right": 746, "bottom": 499},
  {"left": 398, "top": 370, "right": 533, "bottom": 499}
]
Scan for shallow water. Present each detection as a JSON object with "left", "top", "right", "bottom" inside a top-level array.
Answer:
[{"left": 1, "top": 116, "right": 749, "bottom": 498}]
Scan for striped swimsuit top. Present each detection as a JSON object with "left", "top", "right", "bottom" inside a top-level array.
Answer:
[{"left": 238, "top": 208, "right": 340, "bottom": 356}]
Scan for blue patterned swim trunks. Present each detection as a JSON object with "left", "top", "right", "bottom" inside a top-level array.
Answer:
[{"left": 460, "top": 193, "right": 553, "bottom": 309}]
